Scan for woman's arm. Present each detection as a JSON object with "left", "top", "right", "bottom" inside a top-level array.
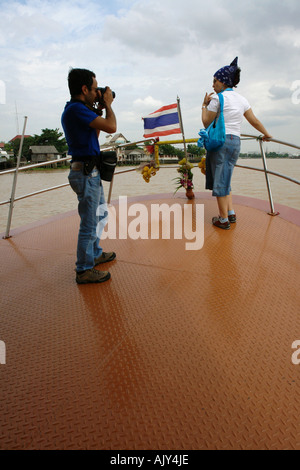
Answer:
[
  {"left": 202, "top": 109, "right": 217, "bottom": 128},
  {"left": 202, "top": 92, "right": 217, "bottom": 128},
  {"left": 244, "top": 108, "right": 272, "bottom": 141}
]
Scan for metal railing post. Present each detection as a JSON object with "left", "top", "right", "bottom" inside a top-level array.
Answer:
[
  {"left": 4, "top": 116, "right": 28, "bottom": 238},
  {"left": 258, "top": 138, "right": 279, "bottom": 216}
]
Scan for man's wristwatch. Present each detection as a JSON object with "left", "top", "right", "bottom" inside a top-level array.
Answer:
[{"left": 202, "top": 105, "right": 207, "bottom": 109}]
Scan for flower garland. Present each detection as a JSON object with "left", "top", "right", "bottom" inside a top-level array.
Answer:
[
  {"left": 138, "top": 140, "right": 160, "bottom": 183},
  {"left": 140, "top": 161, "right": 159, "bottom": 183},
  {"left": 198, "top": 156, "right": 206, "bottom": 175}
]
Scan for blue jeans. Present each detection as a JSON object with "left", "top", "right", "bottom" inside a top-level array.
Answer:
[
  {"left": 206, "top": 134, "right": 241, "bottom": 197},
  {"left": 68, "top": 167, "right": 107, "bottom": 272}
]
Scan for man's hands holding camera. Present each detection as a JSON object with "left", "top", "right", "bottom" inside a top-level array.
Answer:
[
  {"left": 96, "top": 86, "right": 115, "bottom": 107},
  {"left": 90, "top": 85, "right": 117, "bottom": 133}
]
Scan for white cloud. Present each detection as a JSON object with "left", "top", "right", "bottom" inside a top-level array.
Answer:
[{"left": 133, "top": 96, "right": 163, "bottom": 111}]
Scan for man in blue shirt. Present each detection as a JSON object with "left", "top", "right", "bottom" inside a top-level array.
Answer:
[{"left": 62, "top": 68, "right": 117, "bottom": 284}]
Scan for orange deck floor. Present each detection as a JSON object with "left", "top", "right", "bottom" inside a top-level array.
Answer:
[{"left": 0, "top": 193, "right": 299, "bottom": 450}]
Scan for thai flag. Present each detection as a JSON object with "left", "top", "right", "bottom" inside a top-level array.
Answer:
[{"left": 143, "top": 103, "right": 181, "bottom": 138}]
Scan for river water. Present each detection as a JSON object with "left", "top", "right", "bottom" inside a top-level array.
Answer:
[{"left": 0, "top": 159, "right": 299, "bottom": 233}]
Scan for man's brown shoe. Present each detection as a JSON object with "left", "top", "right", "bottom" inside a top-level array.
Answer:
[
  {"left": 76, "top": 268, "right": 111, "bottom": 284},
  {"left": 212, "top": 216, "right": 231, "bottom": 230},
  {"left": 228, "top": 214, "right": 236, "bottom": 223},
  {"left": 94, "top": 252, "right": 116, "bottom": 266}
]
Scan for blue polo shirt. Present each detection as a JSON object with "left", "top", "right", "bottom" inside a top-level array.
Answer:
[{"left": 61, "top": 100, "right": 100, "bottom": 160}]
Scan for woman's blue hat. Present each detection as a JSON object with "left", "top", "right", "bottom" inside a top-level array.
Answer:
[{"left": 214, "top": 57, "right": 238, "bottom": 87}]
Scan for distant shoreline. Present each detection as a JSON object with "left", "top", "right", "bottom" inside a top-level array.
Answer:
[
  {"left": 20, "top": 156, "right": 300, "bottom": 171},
  {"left": 1, "top": 156, "right": 299, "bottom": 172}
]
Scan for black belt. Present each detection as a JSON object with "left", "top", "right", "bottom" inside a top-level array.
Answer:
[
  {"left": 70, "top": 152, "right": 117, "bottom": 181},
  {"left": 70, "top": 162, "right": 84, "bottom": 171},
  {"left": 71, "top": 156, "right": 100, "bottom": 175},
  {"left": 71, "top": 154, "right": 100, "bottom": 162}
]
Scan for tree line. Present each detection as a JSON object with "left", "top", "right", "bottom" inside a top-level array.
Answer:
[
  {"left": 2, "top": 130, "right": 295, "bottom": 163},
  {"left": 3, "top": 128, "right": 68, "bottom": 161}
]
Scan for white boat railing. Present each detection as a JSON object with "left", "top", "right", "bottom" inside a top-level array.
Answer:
[{"left": 1, "top": 129, "right": 299, "bottom": 239}]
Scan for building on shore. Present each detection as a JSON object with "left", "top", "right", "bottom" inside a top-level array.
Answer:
[{"left": 29, "top": 145, "right": 60, "bottom": 167}]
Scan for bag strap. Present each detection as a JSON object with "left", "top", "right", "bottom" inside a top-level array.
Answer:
[
  {"left": 218, "top": 87, "right": 233, "bottom": 112},
  {"left": 218, "top": 92, "right": 224, "bottom": 113}
]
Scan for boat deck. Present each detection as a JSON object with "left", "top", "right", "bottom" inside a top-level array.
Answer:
[{"left": 0, "top": 192, "right": 299, "bottom": 450}]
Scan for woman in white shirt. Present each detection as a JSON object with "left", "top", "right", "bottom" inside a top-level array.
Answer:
[{"left": 202, "top": 57, "right": 272, "bottom": 229}]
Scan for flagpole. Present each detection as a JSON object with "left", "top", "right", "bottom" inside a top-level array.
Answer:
[{"left": 177, "top": 96, "right": 188, "bottom": 160}]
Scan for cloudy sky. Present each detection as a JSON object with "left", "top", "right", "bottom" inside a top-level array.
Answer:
[{"left": 0, "top": 0, "right": 299, "bottom": 152}]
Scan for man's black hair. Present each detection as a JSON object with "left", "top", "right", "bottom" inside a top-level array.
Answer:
[{"left": 68, "top": 68, "right": 95, "bottom": 98}]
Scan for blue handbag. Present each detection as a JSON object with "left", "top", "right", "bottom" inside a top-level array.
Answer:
[{"left": 197, "top": 92, "right": 225, "bottom": 151}]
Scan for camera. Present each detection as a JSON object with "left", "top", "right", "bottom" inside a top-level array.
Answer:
[
  {"left": 89, "top": 86, "right": 116, "bottom": 116},
  {"left": 96, "top": 86, "right": 116, "bottom": 106}
]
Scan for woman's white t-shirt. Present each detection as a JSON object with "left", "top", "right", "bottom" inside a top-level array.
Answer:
[{"left": 207, "top": 90, "right": 251, "bottom": 137}]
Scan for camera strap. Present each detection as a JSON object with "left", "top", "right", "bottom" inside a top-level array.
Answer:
[{"left": 71, "top": 98, "right": 102, "bottom": 116}]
